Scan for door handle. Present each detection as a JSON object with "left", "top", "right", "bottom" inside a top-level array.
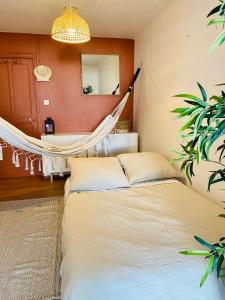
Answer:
[{"left": 29, "top": 118, "right": 32, "bottom": 123}]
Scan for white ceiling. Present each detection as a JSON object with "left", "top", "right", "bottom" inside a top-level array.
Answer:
[{"left": 0, "top": 0, "right": 167, "bottom": 39}]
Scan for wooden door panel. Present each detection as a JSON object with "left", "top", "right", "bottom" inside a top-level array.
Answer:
[
  {"left": 10, "top": 58, "right": 37, "bottom": 136},
  {"left": 11, "top": 63, "right": 32, "bottom": 117},
  {"left": 0, "top": 59, "right": 11, "bottom": 119}
]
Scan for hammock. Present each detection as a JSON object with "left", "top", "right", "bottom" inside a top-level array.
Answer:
[{"left": 0, "top": 66, "right": 141, "bottom": 174}]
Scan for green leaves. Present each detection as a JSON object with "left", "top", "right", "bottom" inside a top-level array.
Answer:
[
  {"left": 174, "top": 83, "right": 225, "bottom": 287},
  {"left": 193, "top": 110, "right": 208, "bottom": 138},
  {"left": 208, "top": 18, "right": 225, "bottom": 26},
  {"left": 200, "top": 256, "right": 215, "bottom": 287},
  {"left": 172, "top": 83, "right": 225, "bottom": 189},
  {"left": 207, "top": 4, "right": 223, "bottom": 18},
  {"left": 181, "top": 159, "right": 194, "bottom": 184},
  {"left": 208, "top": 169, "right": 225, "bottom": 191},
  {"left": 219, "top": 204, "right": 225, "bottom": 219},
  {"left": 197, "top": 82, "right": 207, "bottom": 102},
  {"left": 174, "top": 93, "right": 207, "bottom": 107},
  {"left": 180, "top": 234, "right": 225, "bottom": 287},
  {"left": 217, "top": 142, "right": 225, "bottom": 161},
  {"left": 179, "top": 250, "right": 210, "bottom": 256},
  {"left": 209, "top": 30, "right": 225, "bottom": 52},
  {"left": 219, "top": 1, "right": 225, "bottom": 16},
  {"left": 176, "top": 2, "right": 225, "bottom": 290},
  {"left": 217, "top": 254, "right": 224, "bottom": 278},
  {"left": 181, "top": 114, "right": 199, "bottom": 132},
  {"left": 208, "top": 1, "right": 225, "bottom": 51},
  {"left": 194, "top": 236, "right": 215, "bottom": 250}
]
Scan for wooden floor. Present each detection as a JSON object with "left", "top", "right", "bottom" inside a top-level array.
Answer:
[{"left": 0, "top": 176, "right": 66, "bottom": 201}]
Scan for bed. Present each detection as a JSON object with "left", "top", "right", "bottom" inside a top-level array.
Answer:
[{"left": 60, "top": 153, "right": 225, "bottom": 300}]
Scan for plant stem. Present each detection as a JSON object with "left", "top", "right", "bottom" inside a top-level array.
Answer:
[{"left": 208, "top": 160, "right": 225, "bottom": 168}]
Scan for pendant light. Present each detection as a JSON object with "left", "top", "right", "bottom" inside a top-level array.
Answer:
[{"left": 51, "top": 1, "right": 90, "bottom": 44}]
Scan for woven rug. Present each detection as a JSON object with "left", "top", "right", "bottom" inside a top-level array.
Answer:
[{"left": 0, "top": 197, "right": 63, "bottom": 300}]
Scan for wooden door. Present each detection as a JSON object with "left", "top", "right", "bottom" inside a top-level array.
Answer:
[{"left": 0, "top": 55, "right": 38, "bottom": 178}]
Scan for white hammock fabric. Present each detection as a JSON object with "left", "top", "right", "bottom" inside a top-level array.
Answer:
[
  {"left": 0, "top": 66, "right": 141, "bottom": 175},
  {"left": 0, "top": 92, "right": 129, "bottom": 157}
]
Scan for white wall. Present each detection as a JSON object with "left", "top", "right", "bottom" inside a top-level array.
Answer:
[
  {"left": 98, "top": 56, "right": 120, "bottom": 94},
  {"left": 134, "top": 0, "right": 225, "bottom": 204},
  {"left": 82, "top": 65, "right": 99, "bottom": 94}
]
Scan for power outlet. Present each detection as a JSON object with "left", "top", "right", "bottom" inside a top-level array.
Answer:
[{"left": 43, "top": 99, "right": 50, "bottom": 106}]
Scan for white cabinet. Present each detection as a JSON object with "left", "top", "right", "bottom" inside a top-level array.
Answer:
[{"left": 41, "top": 132, "right": 138, "bottom": 178}]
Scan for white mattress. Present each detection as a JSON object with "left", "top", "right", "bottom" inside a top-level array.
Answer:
[{"left": 61, "top": 180, "right": 225, "bottom": 300}]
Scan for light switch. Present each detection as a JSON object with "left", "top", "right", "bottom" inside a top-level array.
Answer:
[{"left": 43, "top": 99, "right": 50, "bottom": 106}]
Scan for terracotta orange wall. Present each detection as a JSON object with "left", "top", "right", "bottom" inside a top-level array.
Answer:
[
  {"left": 0, "top": 33, "right": 134, "bottom": 134},
  {"left": 0, "top": 33, "right": 134, "bottom": 178}
]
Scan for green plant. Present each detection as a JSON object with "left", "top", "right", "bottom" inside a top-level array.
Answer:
[
  {"left": 180, "top": 211, "right": 225, "bottom": 287},
  {"left": 171, "top": 1, "right": 225, "bottom": 287},
  {"left": 83, "top": 85, "right": 94, "bottom": 95},
  {"left": 171, "top": 83, "right": 225, "bottom": 191},
  {"left": 208, "top": 0, "right": 225, "bottom": 51}
]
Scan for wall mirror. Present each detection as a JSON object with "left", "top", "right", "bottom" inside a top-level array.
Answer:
[{"left": 81, "top": 54, "right": 120, "bottom": 95}]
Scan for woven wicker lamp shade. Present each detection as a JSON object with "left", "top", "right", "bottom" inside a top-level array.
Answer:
[{"left": 51, "top": 7, "right": 90, "bottom": 44}]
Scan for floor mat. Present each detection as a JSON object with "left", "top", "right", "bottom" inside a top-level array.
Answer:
[{"left": 0, "top": 197, "right": 63, "bottom": 300}]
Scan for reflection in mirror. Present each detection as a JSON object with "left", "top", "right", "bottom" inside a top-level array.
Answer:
[{"left": 81, "top": 54, "right": 120, "bottom": 95}]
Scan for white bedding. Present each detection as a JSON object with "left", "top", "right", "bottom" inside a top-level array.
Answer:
[{"left": 61, "top": 180, "right": 225, "bottom": 300}]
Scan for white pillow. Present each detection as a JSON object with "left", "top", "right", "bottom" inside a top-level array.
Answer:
[
  {"left": 67, "top": 157, "right": 130, "bottom": 191},
  {"left": 117, "top": 152, "right": 180, "bottom": 184}
]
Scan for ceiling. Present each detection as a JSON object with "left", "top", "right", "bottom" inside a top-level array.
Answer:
[{"left": 0, "top": 0, "right": 167, "bottom": 39}]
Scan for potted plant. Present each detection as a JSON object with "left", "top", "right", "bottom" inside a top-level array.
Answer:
[{"left": 171, "top": 1, "right": 225, "bottom": 287}]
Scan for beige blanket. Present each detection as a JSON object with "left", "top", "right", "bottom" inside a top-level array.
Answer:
[{"left": 61, "top": 180, "right": 225, "bottom": 300}]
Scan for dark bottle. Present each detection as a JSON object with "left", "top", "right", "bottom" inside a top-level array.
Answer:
[{"left": 44, "top": 117, "right": 55, "bottom": 134}]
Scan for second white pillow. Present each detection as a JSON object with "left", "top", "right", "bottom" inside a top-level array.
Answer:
[{"left": 117, "top": 152, "right": 180, "bottom": 184}]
